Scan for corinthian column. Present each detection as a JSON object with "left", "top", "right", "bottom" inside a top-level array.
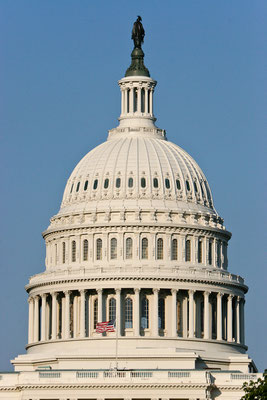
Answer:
[
  {"left": 204, "top": 291, "right": 210, "bottom": 340},
  {"left": 236, "top": 297, "right": 240, "bottom": 344},
  {"left": 227, "top": 294, "right": 233, "bottom": 342},
  {"left": 134, "top": 288, "right": 140, "bottom": 336},
  {"left": 41, "top": 293, "right": 47, "bottom": 341},
  {"left": 171, "top": 289, "right": 178, "bottom": 337},
  {"left": 33, "top": 296, "right": 39, "bottom": 342},
  {"left": 152, "top": 289, "right": 159, "bottom": 337},
  {"left": 80, "top": 289, "right": 86, "bottom": 338},
  {"left": 116, "top": 289, "right": 121, "bottom": 336},
  {"left": 64, "top": 291, "right": 70, "bottom": 339},
  {"left": 97, "top": 289, "right": 103, "bottom": 323},
  {"left": 216, "top": 292, "right": 223, "bottom": 341},
  {"left": 51, "top": 292, "right": 58, "bottom": 340},
  {"left": 188, "top": 290, "right": 195, "bottom": 338},
  {"left": 28, "top": 297, "right": 34, "bottom": 344}
]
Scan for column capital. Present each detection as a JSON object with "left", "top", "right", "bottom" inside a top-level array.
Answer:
[
  {"left": 189, "top": 289, "right": 195, "bottom": 296},
  {"left": 80, "top": 289, "right": 86, "bottom": 296},
  {"left": 217, "top": 291, "right": 223, "bottom": 298},
  {"left": 63, "top": 290, "right": 71, "bottom": 296},
  {"left": 115, "top": 288, "right": 121, "bottom": 295},
  {"left": 41, "top": 293, "right": 47, "bottom": 298},
  {"left": 134, "top": 288, "right": 141, "bottom": 294},
  {"left": 171, "top": 288, "right": 178, "bottom": 295},
  {"left": 228, "top": 294, "right": 234, "bottom": 300},
  {"left": 97, "top": 288, "right": 103, "bottom": 295},
  {"left": 28, "top": 296, "right": 34, "bottom": 304},
  {"left": 204, "top": 290, "right": 211, "bottom": 297},
  {"left": 33, "top": 295, "right": 40, "bottom": 301},
  {"left": 153, "top": 288, "right": 159, "bottom": 294},
  {"left": 51, "top": 291, "right": 58, "bottom": 298}
]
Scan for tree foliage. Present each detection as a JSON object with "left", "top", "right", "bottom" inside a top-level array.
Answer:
[{"left": 241, "top": 374, "right": 267, "bottom": 400}]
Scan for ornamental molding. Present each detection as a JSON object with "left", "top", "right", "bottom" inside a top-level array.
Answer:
[{"left": 26, "top": 274, "right": 247, "bottom": 293}]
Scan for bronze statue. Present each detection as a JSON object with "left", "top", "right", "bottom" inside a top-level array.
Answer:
[{"left": 132, "top": 16, "right": 145, "bottom": 48}]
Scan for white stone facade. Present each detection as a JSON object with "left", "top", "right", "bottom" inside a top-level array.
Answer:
[{"left": 0, "top": 33, "right": 261, "bottom": 400}]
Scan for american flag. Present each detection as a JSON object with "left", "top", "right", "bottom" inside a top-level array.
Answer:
[{"left": 96, "top": 319, "right": 115, "bottom": 333}]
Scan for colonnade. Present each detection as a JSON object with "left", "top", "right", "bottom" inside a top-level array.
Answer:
[
  {"left": 28, "top": 287, "right": 245, "bottom": 346},
  {"left": 119, "top": 81, "right": 155, "bottom": 117}
]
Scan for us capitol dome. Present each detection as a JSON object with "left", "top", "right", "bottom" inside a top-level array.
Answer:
[{"left": 0, "top": 18, "right": 261, "bottom": 400}]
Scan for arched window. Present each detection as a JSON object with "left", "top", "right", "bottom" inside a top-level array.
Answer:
[
  {"left": 141, "top": 297, "right": 149, "bottom": 329},
  {"left": 93, "top": 179, "right": 98, "bottom": 190},
  {"left": 185, "top": 239, "right": 191, "bottom": 262},
  {"left": 165, "top": 178, "right": 170, "bottom": 189},
  {"left": 125, "top": 298, "right": 133, "bottom": 328},
  {"left": 116, "top": 178, "right": 121, "bottom": 188},
  {"left": 93, "top": 299, "right": 98, "bottom": 329},
  {"left": 128, "top": 177, "right": 133, "bottom": 187},
  {"left": 141, "top": 238, "right": 148, "bottom": 259},
  {"left": 83, "top": 239, "right": 88, "bottom": 261},
  {"left": 157, "top": 238, "right": 163, "bottom": 260},
  {"left": 217, "top": 241, "right": 221, "bottom": 267},
  {"left": 76, "top": 182, "right": 80, "bottom": 192},
  {"left": 153, "top": 177, "right": 159, "bottom": 188},
  {"left": 158, "top": 298, "right": 165, "bottom": 329},
  {"left": 194, "top": 181, "right": 198, "bottom": 193},
  {"left": 70, "top": 183, "right": 74, "bottom": 193},
  {"left": 208, "top": 241, "right": 213, "bottom": 265},
  {"left": 171, "top": 238, "right": 178, "bottom": 260},
  {"left": 104, "top": 178, "right": 109, "bottom": 189},
  {"left": 176, "top": 179, "right": 181, "bottom": 190},
  {"left": 141, "top": 177, "right": 146, "bottom": 188},
  {"left": 110, "top": 238, "right": 117, "bottom": 260},
  {"left": 84, "top": 180, "right": 88, "bottom": 191},
  {"left": 96, "top": 239, "right": 102, "bottom": 260},
  {"left": 126, "top": 237, "right": 133, "bottom": 259},
  {"left": 109, "top": 298, "right": 116, "bottom": 321},
  {"left": 71, "top": 241, "right": 76, "bottom": 262},
  {"left": 186, "top": 180, "right": 190, "bottom": 191},
  {"left": 198, "top": 240, "right": 203, "bottom": 263}
]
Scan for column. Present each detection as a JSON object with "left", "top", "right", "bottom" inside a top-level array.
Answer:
[
  {"left": 64, "top": 291, "right": 70, "bottom": 339},
  {"left": 28, "top": 297, "right": 34, "bottom": 344},
  {"left": 188, "top": 290, "right": 195, "bottom": 338},
  {"left": 116, "top": 289, "right": 121, "bottom": 336},
  {"left": 137, "top": 87, "right": 141, "bottom": 113},
  {"left": 121, "top": 87, "right": 125, "bottom": 115},
  {"left": 216, "top": 292, "right": 223, "bottom": 341},
  {"left": 227, "top": 294, "right": 233, "bottom": 342},
  {"left": 145, "top": 88, "right": 148, "bottom": 113},
  {"left": 152, "top": 288, "right": 159, "bottom": 336},
  {"left": 51, "top": 292, "right": 57, "bottom": 340},
  {"left": 129, "top": 87, "right": 133, "bottom": 113},
  {"left": 236, "top": 297, "right": 240, "bottom": 343},
  {"left": 41, "top": 293, "right": 47, "bottom": 341},
  {"left": 182, "top": 295, "right": 188, "bottom": 338},
  {"left": 149, "top": 89, "right": 153, "bottom": 115},
  {"left": 134, "top": 288, "right": 140, "bottom": 336},
  {"left": 204, "top": 291, "right": 210, "bottom": 340},
  {"left": 97, "top": 289, "right": 103, "bottom": 322},
  {"left": 33, "top": 296, "right": 39, "bottom": 342},
  {"left": 80, "top": 290, "right": 86, "bottom": 338},
  {"left": 240, "top": 298, "right": 245, "bottom": 345},
  {"left": 171, "top": 289, "right": 177, "bottom": 337}
]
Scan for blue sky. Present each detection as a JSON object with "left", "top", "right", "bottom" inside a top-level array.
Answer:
[{"left": 0, "top": 1, "right": 266, "bottom": 371}]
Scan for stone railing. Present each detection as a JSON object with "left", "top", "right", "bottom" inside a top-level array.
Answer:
[{"left": 0, "top": 370, "right": 262, "bottom": 387}]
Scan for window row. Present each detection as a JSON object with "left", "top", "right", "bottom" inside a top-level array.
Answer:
[
  {"left": 51, "top": 237, "right": 226, "bottom": 267},
  {"left": 69, "top": 176, "right": 210, "bottom": 196}
]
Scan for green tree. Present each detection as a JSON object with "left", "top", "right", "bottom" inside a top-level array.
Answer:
[{"left": 241, "top": 373, "right": 267, "bottom": 400}]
